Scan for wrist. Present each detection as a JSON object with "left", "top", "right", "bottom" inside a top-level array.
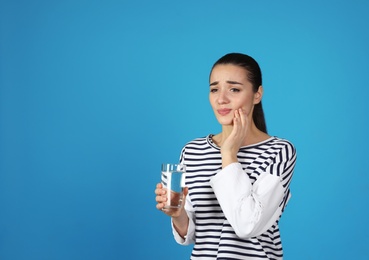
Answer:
[
  {"left": 172, "top": 211, "right": 189, "bottom": 238},
  {"left": 221, "top": 154, "right": 238, "bottom": 168}
]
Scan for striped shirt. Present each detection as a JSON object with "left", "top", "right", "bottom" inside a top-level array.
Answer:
[{"left": 172, "top": 134, "right": 297, "bottom": 259}]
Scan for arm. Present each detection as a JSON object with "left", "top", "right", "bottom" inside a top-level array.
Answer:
[
  {"left": 210, "top": 143, "right": 296, "bottom": 238},
  {"left": 156, "top": 183, "right": 195, "bottom": 244},
  {"left": 172, "top": 194, "right": 196, "bottom": 245},
  {"left": 171, "top": 145, "right": 196, "bottom": 245}
]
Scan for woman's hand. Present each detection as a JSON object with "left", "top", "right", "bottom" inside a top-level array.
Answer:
[
  {"left": 221, "top": 108, "right": 248, "bottom": 168},
  {"left": 155, "top": 183, "right": 190, "bottom": 238},
  {"left": 155, "top": 183, "right": 188, "bottom": 218}
]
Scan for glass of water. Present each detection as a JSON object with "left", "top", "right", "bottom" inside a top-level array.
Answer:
[{"left": 161, "top": 163, "right": 186, "bottom": 209}]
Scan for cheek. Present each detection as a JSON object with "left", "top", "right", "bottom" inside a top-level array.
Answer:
[
  {"left": 209, "top": 96, "right": 216, "bottom": 108},
  {"left": 240, "top": 101, "right": 255, "bottom": 115},
  {"left": 242, "top": 103, "right": 256, "bottom": 118}
]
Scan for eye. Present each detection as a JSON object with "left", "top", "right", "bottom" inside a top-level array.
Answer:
[
  {"left": 230, "top": 88, "right": 240, "bottom": 92},
  {"left": 210, "top": 88, "right": 218, "bottom": 93}
]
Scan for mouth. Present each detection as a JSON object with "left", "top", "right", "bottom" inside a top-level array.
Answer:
[{"left": 217, "top": 108, "right": 232, "bottom": 116}]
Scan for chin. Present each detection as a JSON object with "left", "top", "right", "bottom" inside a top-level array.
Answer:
[{"left": 216, "top": 117, "right": 233, "bottom": 126}]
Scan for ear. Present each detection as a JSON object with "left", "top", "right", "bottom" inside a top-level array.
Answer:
[{"left": 253, "top": 85, "right": 263, "bottom": 104}]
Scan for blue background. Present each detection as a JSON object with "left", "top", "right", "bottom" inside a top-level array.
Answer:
[{"left": 1, "top": 0, "right": 368, "bottom": 259}]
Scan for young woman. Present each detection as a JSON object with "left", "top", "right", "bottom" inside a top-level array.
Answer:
[{"left": 155, "top": 53, "right": 297, "bottom": 259}]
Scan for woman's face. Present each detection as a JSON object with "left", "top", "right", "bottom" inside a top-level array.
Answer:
[{"left": 209, "top": 64, "right": 262, "bottom": 126}]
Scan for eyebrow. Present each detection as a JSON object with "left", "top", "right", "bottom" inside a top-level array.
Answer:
[{"left": 209, "top": 80, "right": 243, "bottom": 86}]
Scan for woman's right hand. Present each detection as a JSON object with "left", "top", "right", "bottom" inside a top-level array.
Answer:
[
  {"left": 155, "top": 183, "right": 188, "bottom": 218},
  {"left": 155, "top": 183, "right": 190, "bottom": 238}
]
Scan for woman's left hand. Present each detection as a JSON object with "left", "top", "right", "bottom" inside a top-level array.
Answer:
[{"left": 221, "top": 108, "right": 248, "bottom": 167}]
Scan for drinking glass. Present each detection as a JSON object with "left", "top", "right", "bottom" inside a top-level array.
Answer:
[{"left": 161, "top": 163, "right": 186, "bottom": 209}]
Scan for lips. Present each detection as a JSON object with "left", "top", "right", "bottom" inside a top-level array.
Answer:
[{"left": 217, "top": 108, "right": 232, "bottom": 116}]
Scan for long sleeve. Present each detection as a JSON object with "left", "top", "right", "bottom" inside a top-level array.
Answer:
[
  {"left": 209, "top": 143, "right": 296, "bottom": 238},
  {"left": 171, "top": 146, "right": 196, "bottom": 245},
  {"left": 170, "top": 136, "right": 296, "bottom": 258},
  {"left": 172, "top": 193, "right": 196, "bottom": 245}
]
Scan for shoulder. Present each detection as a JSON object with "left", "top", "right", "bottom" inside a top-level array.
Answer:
[
  {"left": 269, "top": 137, "right": 296, "bottom": 151},
  {"left": 246, "top": 136, "right": 295, "bottom": 153},
  {"left": 182, "top": 135, "right": 210, "bottom": 149},
  {"left": 249, "top": 137, "right": 296, "bottom": 161},
  {"left": 180, "top": 135, "right": 216, "bottom": 156},
  {"left": 269, "top": 137, "right": 297, "bottom": 165}
]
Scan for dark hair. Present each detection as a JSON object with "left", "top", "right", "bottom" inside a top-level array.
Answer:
[{"left": 211, "top": 53, "right": 267, "bottom": 133}]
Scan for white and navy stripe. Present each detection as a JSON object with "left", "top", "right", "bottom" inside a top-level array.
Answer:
[{"left": 178, "top": 135, "right": 297, "bottom": 260}]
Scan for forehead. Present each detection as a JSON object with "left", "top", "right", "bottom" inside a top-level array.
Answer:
[{"left": 210, "top": 64, "right": 249, "bottom": 81}]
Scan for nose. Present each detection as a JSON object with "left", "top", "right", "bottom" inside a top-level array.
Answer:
[{"left": 217, "top": 90, "right": 229, "bottom": 105}]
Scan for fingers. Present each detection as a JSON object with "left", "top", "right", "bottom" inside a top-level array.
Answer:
[
  {"left": 232, "top": 108, "right": 246, "bottom": 134},
  {"left": 155, "top": 182, "right": 163, "bottom": 191},
  {"left": 235, "top": 108, "right": 247, "bottom": 128},
  {"left": 156, "top": 202, "right": 166, "bottom": 210},
  {"left": 183, "top": 186, "right": 189, "bottom": 197},
  {"left": 155, "top": 183, "right": 167, "bottom": 210},
  {"left": 238, "top": 108, "right": 244, "bottom": 127},
  {"left": 232, "top": 109, "right": 240, "bottom": 133},
  {"left": 227, "top": 108, "right": 248, "bottom": 152},
  {"left": 155, "top": 183, "right": 188, "bottom": 217}
]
